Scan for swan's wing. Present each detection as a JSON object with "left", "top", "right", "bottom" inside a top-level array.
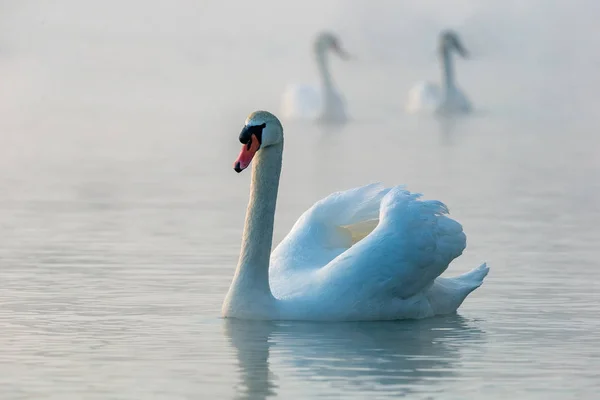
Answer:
[
  {"left": 406, "top": 81, "right": 441, "bottom": 114},
  {"left": 281, "top": 83, "right": 322, "bottom": 120},
  {"left": 270, "top": 183, "right": 390, "bottom": 279},
  {"left": 322, "top": 186, "right": 467, "bottom": 301}
]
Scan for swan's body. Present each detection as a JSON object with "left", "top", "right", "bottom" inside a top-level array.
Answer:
[
  {"left": 281, "top": 32, "right": 349, "bottom": 124},
  {"left": 407, "top": 30, "right": 472, "bottom": 115},
  {"left": 223, "top": 111, "right": 488, "bottom": 321}
]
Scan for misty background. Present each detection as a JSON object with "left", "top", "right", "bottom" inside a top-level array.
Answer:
[{"left": 0, "top": 1, "right": 599, "bottom": 399}]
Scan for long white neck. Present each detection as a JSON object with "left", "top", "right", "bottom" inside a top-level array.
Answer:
[
  {"left": 223, "top": 142, "right": 283, "bottom": 317},
  {"left": 440, "top": 47, "right": 456, "bottom": 92}
]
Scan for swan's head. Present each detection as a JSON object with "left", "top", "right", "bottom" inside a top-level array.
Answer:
[
  {"left": 439, "top": 30, "right": 468, "bottom": 58},
  {"left": 314, "top": 31, "right": 349, "bottom": 60},
  {"left": 233, "top": 111, "right": 283, "bottom": 173}
]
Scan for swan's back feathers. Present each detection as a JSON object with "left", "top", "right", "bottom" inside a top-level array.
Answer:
[
  {"left": 310, "top": 183, "right": 390, "bottom": 227},
  {"left": 379, "top": 187, "right": 466, "bottom": 298},
  {"left": 320, "top": 186, "right": 467, "bottom": 301},
  {"left": 270, "top": 183, "right": 389, "bottom": 282}
]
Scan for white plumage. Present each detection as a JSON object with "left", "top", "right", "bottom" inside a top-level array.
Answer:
[{"left": 222, "top": 111, "right": 488, "bottom": 321}]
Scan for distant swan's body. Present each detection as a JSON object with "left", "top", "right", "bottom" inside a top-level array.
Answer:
[
  {"left": 223, "top": 111, "right": 488, "bottom": 321},
  {"left": 281, "top": 32, "right": 349, "bottom": 124},
  {"left": 407, "top": 30, "right": 472, "bottom": 115}
]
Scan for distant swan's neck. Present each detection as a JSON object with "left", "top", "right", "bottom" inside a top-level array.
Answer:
[
  {"left": 316, "top": 50, "right": 334, "bottom": 93},
  {"left": 441, "top": 47, "right": 456, "bottom": 92},
  {"left": 317, "top": 50, "right": 341, "bottom": 121},
  {"left": 225, "top": 143, "right": 283, "bottom": 314}
]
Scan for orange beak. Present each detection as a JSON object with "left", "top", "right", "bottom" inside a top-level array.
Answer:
[{"left": 234, "top": 134, "right": 260, "bottom": 173}]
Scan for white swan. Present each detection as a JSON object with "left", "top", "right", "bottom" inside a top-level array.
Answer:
[
  {"left": 281, "top": 32, "right": 349, "bottom": 124},
  {"left": 223, "top": 111, "right": 489, "bottom": 321},
  {"left": 407, "top": 30, "right": 472, "bottom": 115}
]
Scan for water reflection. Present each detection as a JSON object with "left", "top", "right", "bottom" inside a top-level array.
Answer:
[
  {"left": 436, "top": 114, "right": 460, "bottom": 145},
  {"left": 435, "top": 109, "right": 493, "bottom": 145},
  {"left": 225, "top": 316, "right": 485, "bottom": 399}
]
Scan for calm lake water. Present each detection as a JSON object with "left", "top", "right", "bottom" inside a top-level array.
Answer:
[{"left": 1, "top": 1, "right": 599, "bottom": 399}]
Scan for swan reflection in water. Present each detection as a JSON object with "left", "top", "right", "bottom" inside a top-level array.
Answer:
[{"left": 224, "top": 315, "right": 484, "bottom": 399}]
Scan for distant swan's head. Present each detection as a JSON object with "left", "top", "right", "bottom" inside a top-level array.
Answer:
[
  {"left": 439, "top": 30, "right": 468, "bottom": 58},
  {"left": 233, "top": 111, "right": 283, "bottom": 173},
  {"left": 314, "top": 31, "right": 350, "bottom": 60}
]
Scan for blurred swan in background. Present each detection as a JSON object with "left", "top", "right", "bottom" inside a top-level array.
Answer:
[
  {"left": 222, "top": 110, "right": 489, "bottom": 321},
  {"left": 281, "top": 32, "right": 350, "bottom": 124},
  {"left": 407, "top": 30, "right": 472, "bottom": 115}
]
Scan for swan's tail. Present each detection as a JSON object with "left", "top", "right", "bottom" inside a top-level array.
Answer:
[{"left": 426, "top": 263, "right": 489, "bottom": 315}]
